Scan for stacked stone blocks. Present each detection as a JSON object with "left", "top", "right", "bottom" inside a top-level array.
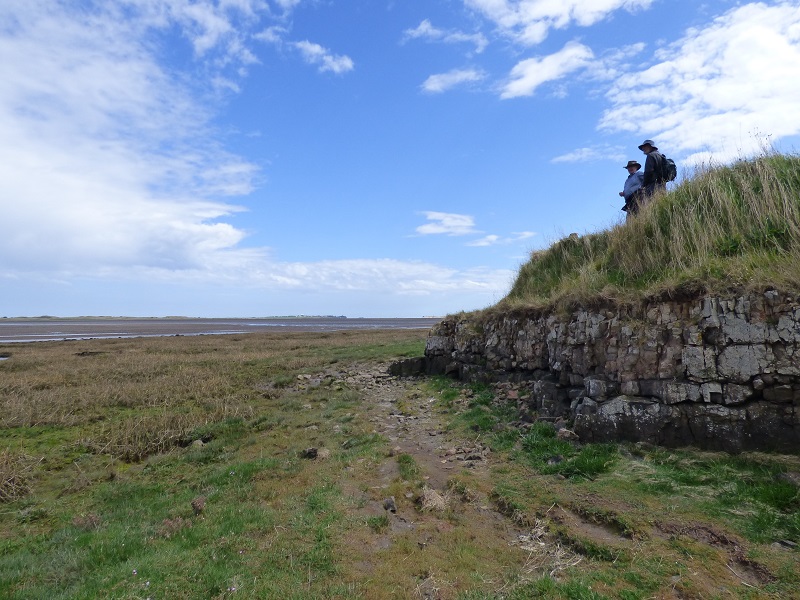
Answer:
[{"left": 424, "top": 291, "right": 799, "bottom": 452}]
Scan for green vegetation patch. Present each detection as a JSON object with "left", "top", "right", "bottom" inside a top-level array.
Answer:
[{"left": 520, "top": 422, "right": 619, "bottom": 479}]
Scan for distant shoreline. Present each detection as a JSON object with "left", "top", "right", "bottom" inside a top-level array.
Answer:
[{"left": 0, "top": 316, "right": 443, "bottom": 344}]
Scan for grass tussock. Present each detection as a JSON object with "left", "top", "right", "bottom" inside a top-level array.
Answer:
[
  {"left": 0, "top": 450, "right": 34, "bottom": 503},
  {"left": 502, "top": 151, "right": 800, "bottom": 310}
]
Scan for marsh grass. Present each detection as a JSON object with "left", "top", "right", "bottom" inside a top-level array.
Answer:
[
  {"left": 0, "top": 329, "right": 426, "bottom": 598},
  {"left": 0, "top": 450, "right": 34, "bottom": 503},
  {"left": 2, "top": 331, "right": 798, "bottom": 599},
  {"left": 500, "top": 152, "right": 800, "bottom": 310}
]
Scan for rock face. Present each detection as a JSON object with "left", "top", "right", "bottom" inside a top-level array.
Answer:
[{"left": 424, "top": 291, "right": 800, "bottom": 452}]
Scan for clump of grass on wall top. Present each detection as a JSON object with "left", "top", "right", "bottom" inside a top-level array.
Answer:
[{"left": 500, "top": 151, "right": 800, "bottom": 310}]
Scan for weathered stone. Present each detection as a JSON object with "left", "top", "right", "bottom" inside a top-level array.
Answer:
[
  {"left": 585, "top": 377, "right": 608, "bottom": 398},
  {"left": 620, "top": 380, "right": 640, "bottom": 396},
  {"left": 683, "top": 346, "right": 718, "bottom": 381},
  {"left": 701, "top": 382, "right": 723, "bottom": 404},
  {"left": 425, "top": 292, "right": 800, "bottom": 452},
  {"left": 723, "top": 383, "right": 753, "bottom": 406},
  {"left": 717, "top": 345, "right": 769, "bottom": 382},
  {"left": 557, "top": 428, "right": 580, "bottom": 441},
  {"left": 661, "top": 382, "right": 702, "bottom": 405},
  {"left": 763, "top": 385, "right": 794, "bottom": 403},
  {"left": 388, "top": 357, "right": 426, "bottom": 377}
]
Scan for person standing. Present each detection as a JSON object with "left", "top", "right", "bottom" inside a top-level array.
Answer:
[
  {"left": 639, "top": 139, "right": 667, "bottom": 202},
  {"left": 619, "top": 159, "right": 644, "bottom": 220}
]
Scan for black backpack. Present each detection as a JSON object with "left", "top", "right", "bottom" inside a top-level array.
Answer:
[{"left": 660, "top": 153, "right": 677, "bottom": 182}]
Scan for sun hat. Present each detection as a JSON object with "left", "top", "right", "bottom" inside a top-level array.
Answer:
[
  {"left": 638, "top": 139, "right": 658, "bottom": 151},
  {"left": 624, "top": 160, "right": 642, "bottom": 170}
]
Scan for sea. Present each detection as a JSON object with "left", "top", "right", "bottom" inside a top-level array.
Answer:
[{"left": 0, "top": 317, "right": 443, "bottom": 344}]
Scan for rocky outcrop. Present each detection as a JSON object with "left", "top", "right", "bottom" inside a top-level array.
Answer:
[{"left": 424, "top": 291, "right": 800, "bottom": 452}]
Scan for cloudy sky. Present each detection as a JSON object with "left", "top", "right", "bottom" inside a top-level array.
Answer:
[{"left": 2, "top": 0, "right": 800, "bottom": 318}]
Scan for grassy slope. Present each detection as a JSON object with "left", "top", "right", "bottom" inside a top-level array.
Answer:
[{"left": 499, "top": 152, "right": 800, "bottom": 312}]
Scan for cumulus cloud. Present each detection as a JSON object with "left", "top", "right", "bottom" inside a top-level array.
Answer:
[
  {"left": 404, "top": 19, "right": 489, "bottom": 53},
  {"left": 501, "top": 41, "right": 594, "bottom": 98},
  {"left": 600, "top": 2, "right": 800, "bottom": 163},
  {"left": 0, "top": 1, "right": 266, "bottom": 271},
  {"left": 293, "top": 40, "right": 355, "bottom": 73},
  {"left": 422, "top": 68, "right": 486, "bottom": 93},
  {"left": 464, "top": 0, "right": 654, "bottom": 45},
  {"left": 416, "top": 212, "right": 479, "bottom": 236}
]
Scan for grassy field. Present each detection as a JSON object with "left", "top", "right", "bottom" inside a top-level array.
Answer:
[
  {"left": 1, "top": 330, "right": 798, "bottom": 599},
  {"left": 499, "top": 151, "right": 800, "bottom": 313}
]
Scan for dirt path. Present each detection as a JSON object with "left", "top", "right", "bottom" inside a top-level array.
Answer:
[
  {"left": 323, "top": 363, "right": 581, "bottom": 598},
  {"left": 292, "top": 362, "right": 784, "bottom": 599}
]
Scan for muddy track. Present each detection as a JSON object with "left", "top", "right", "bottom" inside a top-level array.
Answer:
[
  {"left": 293, "top": 362, "right": 782, "bottom": 599},
  {"left": 321, "top": 363, "right": 585, "bottom": 597}
]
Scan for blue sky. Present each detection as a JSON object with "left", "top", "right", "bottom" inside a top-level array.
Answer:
[{"left": 3, "top": 0, "right": 800, "bottom": 318}]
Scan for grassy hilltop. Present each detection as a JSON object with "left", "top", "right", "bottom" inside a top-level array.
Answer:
[{"left": 500, "top": 152, "right": 800, "bottom": 311}]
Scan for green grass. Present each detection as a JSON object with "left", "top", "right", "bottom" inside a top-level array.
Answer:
[
  {"left": 396, "top": 453, "right": 421, "bottom": 481},
  {"left": 518, "top": 422, "right": 619, "bottom": 479},
  {"left": 499, "top": 151, "right": 800, "bottom": 311}
]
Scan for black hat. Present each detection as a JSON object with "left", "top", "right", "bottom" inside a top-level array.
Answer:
[
  {"left": 638, "top": 139, "right": 658, "bottom": 151},
  {"left": 624, "top": 160, "right": 641, "bottom": 170}
]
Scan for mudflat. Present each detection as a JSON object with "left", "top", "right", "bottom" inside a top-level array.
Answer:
[{"left": 0, "top": 316, "right": 442, "bottom": 343}]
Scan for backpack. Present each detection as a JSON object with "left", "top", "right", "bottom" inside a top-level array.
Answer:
[{"left": 660, "top": 154, "right": 677, "bottom": 182}]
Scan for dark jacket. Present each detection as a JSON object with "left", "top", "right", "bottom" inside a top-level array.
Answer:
[{"left": 642, "top": 151, "right": 665, "bottom": 195}]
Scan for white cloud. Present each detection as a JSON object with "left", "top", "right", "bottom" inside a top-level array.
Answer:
[
  {"left": 501, "top": 41, "right": 594, "bottom": 98},
  {"left": 465, "top": 0, "right": 654, "bottom": 45},
  {"left": 293, "top": 40, "right": 355, "bottom": 73},
  {"left": 254, "top": 25, "right": 289, "bottom": 45},
  {"left": 404, "top": 19, "right": 489, "bottom": 53},
  {"left": 466, "top": 231, "right": 537, "bottom": 246},
  {"left": 600, "top": 2, "right": 800, "bottom": 163},
  {"left": 467, "top": 235, "right": 501, "bottom": 247},
  {"left": 258, "top": 260, "right": 511, "bottom": 294},
  {"left": 416, "top": 212, "right": 479, "bottom": 236},
  {"left": 551, "top": 146, "right": 625, "bottom": 163},
  {"left": 0, "top": 0, "right": 264, "bottom": 275},
  {"left": 273, "top": 0, "right": 302, "bottom": 11},
  {"left": 422, "top": 68, "right": 486, "bottom": 93}
]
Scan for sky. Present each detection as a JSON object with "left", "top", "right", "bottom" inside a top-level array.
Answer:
[{"left": 2, "top": 0, "right": 800, "bottom": 318}]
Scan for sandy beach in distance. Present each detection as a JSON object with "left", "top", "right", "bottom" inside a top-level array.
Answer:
[{"left": 0, "top": 317, "right": 442, "bottom": 343}]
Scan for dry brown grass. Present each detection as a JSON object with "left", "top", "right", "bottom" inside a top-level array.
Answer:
[
  {"left": 0, "top": 329, "right": 424, "bottom": 462},
  {"left": 0, "top": 449, "right": 35, "bottom": 503}
]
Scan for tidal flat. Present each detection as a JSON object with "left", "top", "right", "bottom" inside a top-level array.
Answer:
[{"left": 1, "top": 330, "right": 798, "bottom": 599}]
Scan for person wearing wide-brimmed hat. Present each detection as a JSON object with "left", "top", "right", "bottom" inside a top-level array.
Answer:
[
  {"left": 639, "top": 139, "right": 667, "bottom": 200},
  {"left": 619, "top": 159, "right": 644, "bottom": 219}
]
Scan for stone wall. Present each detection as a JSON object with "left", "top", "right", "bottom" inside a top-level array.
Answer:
[{"left": 424, "top": 291, "right": 800, "bottom": 452}]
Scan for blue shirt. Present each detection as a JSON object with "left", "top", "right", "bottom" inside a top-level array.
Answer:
[{"left": 623, "top": 171, "right": 643, "bottom": 201}]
